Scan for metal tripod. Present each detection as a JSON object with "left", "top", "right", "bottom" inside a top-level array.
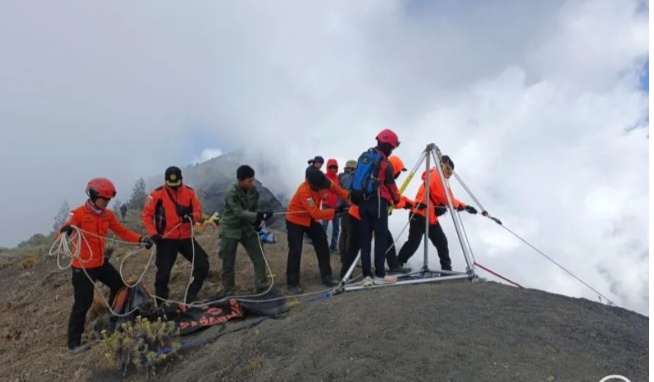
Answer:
[{"left": 334, "top": 143, "right": 478, "bottom": 293}]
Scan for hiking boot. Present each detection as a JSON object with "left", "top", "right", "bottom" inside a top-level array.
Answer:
[
  {"left": 362, "top": 276, "right": 373, "bottom": 287},
  {"left": 387, "top": 266, "right": 411, "bottom": 275},
  {"left": 321, "top": 277, "right": 339, "bottom": 287},
  {"left": 286, "top": 285, "right": 303, "bottom": 294},
  {"left": 68, "top": 343, "right": 91, "bottom": 355},
  {"left": 372, "top": 275, "right": 398, "bottom": 285}
]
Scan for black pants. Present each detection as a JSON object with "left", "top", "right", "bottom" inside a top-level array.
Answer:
[
  {"left": 340, "top": 214, "right": 400, "bottom": 278},
  {"left": 154, "top": 238, "right": 209, "bottom": 300},
  {"left": 396, "top": 214, "right": 451, "bottom": 270},
  {"left": 338, "top": 212, "right": 352, "bottom": 255},
  {"left": 359, "top": 197, "right": 390, "bottom": 278},
  {"left": 286, "top": 219, "right": 332, "bottom": 287},
  {"left": 68, "top": 262, "right": 123, "bottom": 349}
]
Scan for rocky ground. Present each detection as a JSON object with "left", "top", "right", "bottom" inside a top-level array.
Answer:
[{"left": 0, "top": 224, "right": 648, "bottom": 382}]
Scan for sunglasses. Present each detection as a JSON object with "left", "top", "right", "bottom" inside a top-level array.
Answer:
[{"left": 328, "top": 165, "right": 338, "bottom": 169}]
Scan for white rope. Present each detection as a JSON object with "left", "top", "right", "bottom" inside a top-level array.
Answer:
[{"left": 48, "top": 226, "right": 148, "bottom": 318}]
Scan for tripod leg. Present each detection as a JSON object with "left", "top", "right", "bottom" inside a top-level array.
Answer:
[
  {"left": 421, "top": 145, "right": 432, "bottom": 274},
  {"left": 430, "top": 149, "right": 475, "bottom": 275}
]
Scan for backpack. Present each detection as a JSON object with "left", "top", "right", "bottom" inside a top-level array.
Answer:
[
  {"left": 338, "top": 171, "right": 353, "bottom": 191},
  {"left": 349, "top": 148, "right": 384, "bottom": 204}
]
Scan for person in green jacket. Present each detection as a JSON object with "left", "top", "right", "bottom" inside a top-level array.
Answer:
[{"left": 218, "top": 165, "right": 273, "bottom": 296}]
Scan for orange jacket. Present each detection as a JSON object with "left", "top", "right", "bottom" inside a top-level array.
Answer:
[
  {"left": 287, "top": 179, "right": 349, "bottom": 227},
  {"left": 349, "top": 195, "right": 413, "bottom": 220},
  {"left": 61, "top": 201, "right": 142, "bottom": 269},
  {"left": 142, "top": 184, "right": 203, "bottom": 240},
  {"left": 321, "top": 159, "right": 340, "bottom": 208},
  {"left": 410, "top": 168, "right": 465, "bottom": 224}
]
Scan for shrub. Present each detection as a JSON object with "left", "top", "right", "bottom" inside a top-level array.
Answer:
[
  {"left": 20, "top": 254, "right": 39, "bottom": 269},
  {"left": 100, "top": 316, "right": 180, "bottom": 376}
]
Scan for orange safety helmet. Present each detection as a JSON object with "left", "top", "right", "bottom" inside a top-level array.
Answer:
[
  {"left": 375, "top": 129, "right": 400, "bottom": 148},
  {"left": 86, "top": 177, "right": 117, "bottom": 200},
  {"left": 388, "top": 156, "right": 407, "bottom": 177}
]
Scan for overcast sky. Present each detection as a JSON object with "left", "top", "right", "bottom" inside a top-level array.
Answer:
[{"left": 0, "top": 0, "right": 648, "bottom": 314}]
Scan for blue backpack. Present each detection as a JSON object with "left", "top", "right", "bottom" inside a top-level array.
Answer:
[{"left": 349, "top": 148, "right": 384, "bottom": 204}]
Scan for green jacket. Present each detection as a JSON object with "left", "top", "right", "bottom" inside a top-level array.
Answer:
[{"left": 220, "top": 183, "right": 259, "bottom": 240}]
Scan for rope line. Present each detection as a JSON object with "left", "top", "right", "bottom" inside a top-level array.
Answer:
[
  {"left": 473, "top": 261, "right": 522, "bottom": 288},
  {"left": 495, "top": 223, "right": 617, "bottom": 306},
  {"left": 452, "top": 171, "right": 618, "bottom": 307},
  {"left": 48, "top": 216, "right": 368, "bottom": 312}
]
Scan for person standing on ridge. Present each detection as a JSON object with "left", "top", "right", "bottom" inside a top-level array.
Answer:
[
  {"left": 304, "top": 155, "right": 325, "bottom": 245},
  {"left": 141, "top": 166, "right": 210, "bottom": 304},
  {"left": 340, "top": 155, "right": 415, "bottom": 283},
  {"left": 285, "top": 167, "right": 350, "bottom": 293},
  {"left": 337, "top": 159, "right": 357, "bottom": 258},
  {"left": 320, "top": 158, "right": 341, "bottom": 253},
  {"left": 349, "top": 129, "right": 402, "bottom": 285},
  {"left": 218, "top": 165, "right": 273, "bottom": 297},
  {"left": 58, "top": 178, "right": 153, "bottom": 354},
  {"left": 396, "top": 155, "right": 477, "bottom": 272},
  {"left": 119, "top": 203, "right": 127, "bottom": 221},
  {"left": 307, "top": 155, "right": 325, "bottom": 170}
]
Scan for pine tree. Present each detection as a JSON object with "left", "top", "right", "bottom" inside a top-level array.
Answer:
[
  {"left": 112, "top": 197, "right": 123, "bottom": 216},
  {"left": 52, "top": 200, "right": 71, "bottom": 234},
  {"left": 128, "top": 178, "right": 147, "bottom": 210}
]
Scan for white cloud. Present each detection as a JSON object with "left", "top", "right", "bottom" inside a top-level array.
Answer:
[
  {"left": 191, "top": 149, "right": 224, "bottom": 165},
  {"left": 0, "top": 0, "right": 647, "bottom": 314}
]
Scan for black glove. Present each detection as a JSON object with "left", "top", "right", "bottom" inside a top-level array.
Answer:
[
  {"left": 257, "top": 211, "right": 274, "bottom": 221},
  {"left": 456, "top": 205, "right": 465, "bottom": 211},
  {"left": 435, "top": 206, "right": 448, "bottom": 216},
  {"left": 176, "top": 205, "right": 193, "bottom": 218},
  {"left": 335, "top": 205, "right": 349, "bottom": 214},
  {"left": 402, "top": 201, "right": 414, "bottom": 210},
  {"left": 415, "top": 202, "right": 427, "bottom": 210},
  {"left": 59, "top": 225, "right": 73, "bottom": 236},
  {"left": 140, "top": 236, "right": 154, "bottom": 249},
  {"left": 464, "top": 205, "right": 478, "bottom": 214},
  {"left": 152, "top": 234, "right": 163, "bottom": 245},
  {"left": 252, "top": 220, "right": 263, "bottom": 232}
]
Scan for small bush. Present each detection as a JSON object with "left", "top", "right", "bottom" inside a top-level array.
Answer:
[
  {"left": 0, "top": 257, "right": 11, "bottom": 270},
  {"left": 17, "top": 233, "right": 48, "bottom": 248},
  {"left": 20, "top": 254, "right": 39, "bottom": 269},
  {"left": 100, "top": 316, "right": 180, "bottom": 376}
]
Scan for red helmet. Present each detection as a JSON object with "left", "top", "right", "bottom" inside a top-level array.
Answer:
[
  {"left": 375, "top": 129, "right": 400, "bottom": 148},
  {"left": 86, "top": 177, "right": 117, "bottom": 200}
]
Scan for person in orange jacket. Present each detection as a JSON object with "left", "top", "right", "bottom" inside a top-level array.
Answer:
[
  {"left": 396, "top": 155, "right": 477, "bottom": 272},
  {"left": 58, "top": 178, "right": 153, "bottom": 354},
  {"left": 141, "top": 166, "right": 209, "bottom": 304},
  {"left": 303, "top": 155, "right": 325, "bottom": 246},
  {"left": 339, "top": 156, "right": 416, "bottom": 282},
  {"left": 285, "top": 167, "right": 350, "bottom": 293},
  {"left": 320, "top": 158, "right": 341, "bottom": 253}
]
